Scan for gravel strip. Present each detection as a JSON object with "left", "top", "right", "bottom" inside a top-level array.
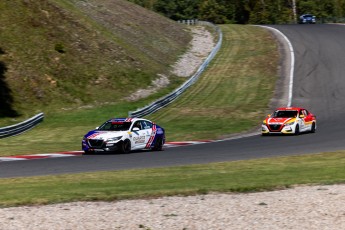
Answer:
[
  {"left": 171, "top": 26, "right": 215, "bottom": 77},
  {"left": 0, "top": 184, "right": 344, "bottom": 229}
]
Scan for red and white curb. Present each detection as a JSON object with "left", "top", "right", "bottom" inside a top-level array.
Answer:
[
  {"left": 0, "top": 151, "right": 84, "bottom": 162},
  {"left": 0, "top": 141, "right": 214, "bottom": 162}
]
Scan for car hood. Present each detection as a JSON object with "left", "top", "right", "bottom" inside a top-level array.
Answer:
[
  {"left": 84, "top": 130, "right": 128, "bottom": 140},
  {"left": 265, "top": 117, "right": 295, "bottom": 124}
]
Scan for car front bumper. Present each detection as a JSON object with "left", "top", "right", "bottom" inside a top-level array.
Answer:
[
  {"left": 261, "top": 124, "right": 295, "bottom": 134},
  {"left": 82, "top": 139, "right": 121, "bottom": 153}
]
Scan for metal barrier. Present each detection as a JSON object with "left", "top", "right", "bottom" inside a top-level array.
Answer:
[
  {"left": 129, "top": 22, "right": 222, "bottom": 118},
  {"left": 0, "top": 113, "right": 44, "bottom": 139}
]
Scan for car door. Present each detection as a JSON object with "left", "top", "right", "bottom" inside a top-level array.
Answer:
[
  {"left": 130, "top": 121, "right": 147, "bottom": 149},
  {"left": 299, "top": 110, "right": 310, "bottom": 131},
  {"left": 141, "top": 120, "right": 155, "bottom": 148},
  {"left": 140, "top": 121, "right": 157, "bottom": 149},
  {"left": 303, "top": 109, "right": 314, "bottom": 131}
]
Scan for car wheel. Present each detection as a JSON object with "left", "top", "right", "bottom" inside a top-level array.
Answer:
[
  {"left": 120, "top": 139, "right": 131, "bottom": 154},
  {"left": 310, "top": 122, "right": 316, "bottom": 133},
  {"left": 152, "top": 137, "right": 164, "bottom": 151},
  {"left": 295, "top": 124, "right": 300, "bottom": 135}
]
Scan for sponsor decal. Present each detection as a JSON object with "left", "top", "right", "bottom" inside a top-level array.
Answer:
[
  {"left": 133, "top": 135, "right": 145, "bottom": 144},
  {"left": 110, "top": 118, "right": 133, "bottom": 123},
  {"left": 112, "top": 121, "right": 124, "bottom": 125}
]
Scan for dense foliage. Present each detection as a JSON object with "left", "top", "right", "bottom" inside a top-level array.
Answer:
[{"left": 128, "top": 0, "right": 345, "bottom": 24}]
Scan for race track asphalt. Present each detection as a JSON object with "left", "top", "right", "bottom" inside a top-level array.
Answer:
[{"left": 2, "top": 24, "right": 345, "bottom": 178}]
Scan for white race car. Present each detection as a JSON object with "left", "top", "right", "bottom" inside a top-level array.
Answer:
[{"left": 82, "top": 118, "right": 165, "bottom": 154}]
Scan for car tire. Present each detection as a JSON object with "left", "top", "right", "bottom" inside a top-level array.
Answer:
[
  {"left": 310, "top": 122, "right": 316, "bottom": 133},
  {"left": 294, "top": 124, "right": 300, "bottom": 135},
  {"left": 83, "top": 151, "right": 92, "bottom": 155},
  {"left": 152, "top": 137, "right": 164, "bottom": 151},
  {"left": 119, "top": 139, "right": 131, "bottom": 154}
]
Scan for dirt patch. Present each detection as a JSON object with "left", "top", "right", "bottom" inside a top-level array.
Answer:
[{"left": 126, "top": 26, "right": 215, "bottom": 101}]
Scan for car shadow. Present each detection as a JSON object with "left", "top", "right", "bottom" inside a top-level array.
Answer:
[
  {"left": 83, "top": 149, "right": 154, "bottom": 156},
  {"left": 262, "top": 131, "right": 315, "bottom": 137}
]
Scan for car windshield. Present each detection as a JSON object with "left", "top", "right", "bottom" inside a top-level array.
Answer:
[
  {"left": 272, "top": 110, "right": 298, "bottom": 118},
  {"left": 98, "top": 121, "right": 132, "bottom": 131}
]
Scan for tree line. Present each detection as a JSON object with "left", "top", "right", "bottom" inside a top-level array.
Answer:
[{"left": 128, "top": 0, "right": 345, "bottom": 24}]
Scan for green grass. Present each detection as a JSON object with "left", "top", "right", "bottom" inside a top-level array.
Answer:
[
  {"left": 0, "top": 24, "right": 278, "bottom": 156},
  {"left": 0, "top": 152, "right": 344, "bottom": 207},
  {"left": 148, "top": 25, "right": 278, "bottom": 141}
]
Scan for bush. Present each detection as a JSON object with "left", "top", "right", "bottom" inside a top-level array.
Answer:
[{"left": 54, "top": 43, "right": 65, "bottom": 53}]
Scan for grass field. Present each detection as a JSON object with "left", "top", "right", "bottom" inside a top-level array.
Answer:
[
  {"left": 0, "top": 152, "right": 344, "bottom": 207},
  {"left": 0, "top": 24, "right": 278, "bottom": 156},
  {"left": 148, "top": 24, "right": 278, "bottom": 140}
]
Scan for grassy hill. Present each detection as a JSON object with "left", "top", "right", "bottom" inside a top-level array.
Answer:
[
  {"left": 0, "top": 1, "right": 280, "bottom": 155},
  {"left": 0, "top": 0, "right": 191, "bottom": 119}
]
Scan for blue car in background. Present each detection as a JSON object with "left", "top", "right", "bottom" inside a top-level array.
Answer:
[{"left": 299, "top": 14, "right": 316, "bottom": 24}]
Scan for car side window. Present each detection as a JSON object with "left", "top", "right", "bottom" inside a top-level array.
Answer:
[
  {"left": 142, "top": 121, "right": 152, "bottom": 130},
  {"left": 133, "top": 121, "right": 142, "bottom": 130}
]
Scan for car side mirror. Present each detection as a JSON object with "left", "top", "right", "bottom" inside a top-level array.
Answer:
[
  {"left": 95, "top": 127, "right": 99, "bottom": 130},
  {"left": 267, "top": 114, "right": 271, "bottom": 117},
  {"left": 132, "top": 127, "right": 140, "bottom": 131},
  {"left": 299, "top": 115, "right": 305, "bottom": 118}
]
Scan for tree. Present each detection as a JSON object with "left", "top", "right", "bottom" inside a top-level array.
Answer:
[
  {"left": 127, "top": 0, "right": 345, "bottom": 24},
  {"left": 199, "top": 0, "right": 230, "bottom": 23}
]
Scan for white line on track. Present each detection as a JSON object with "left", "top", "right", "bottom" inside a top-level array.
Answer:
[{"left": 257, "top": 25, "right": 295, "bottom": 107}]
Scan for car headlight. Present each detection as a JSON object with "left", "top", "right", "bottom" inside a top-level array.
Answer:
[
  {"left": 106, "top": 136, "right": 122, "bottom": 142},
  {"left": 285, "top": 121, "right": 295, "bottom": 126}
]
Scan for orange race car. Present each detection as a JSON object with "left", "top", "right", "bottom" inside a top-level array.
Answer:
[{"left": 262, "top": 107, "right": 316, "bottom": 135}]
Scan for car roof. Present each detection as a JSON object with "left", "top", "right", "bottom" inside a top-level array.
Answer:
[
  {"left": 275, "top": 107, "right": 304, "bottom": 111},
  {"left": 107, "top": 118, "right": 150, "bottom": 123}
]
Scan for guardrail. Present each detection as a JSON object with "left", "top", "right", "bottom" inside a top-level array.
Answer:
[
  {"left": 129, "top": 21, "right": 222, "bottom": 118},
  {"left": 0, "top": 113, "right": 44, "bottom": 139}
]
